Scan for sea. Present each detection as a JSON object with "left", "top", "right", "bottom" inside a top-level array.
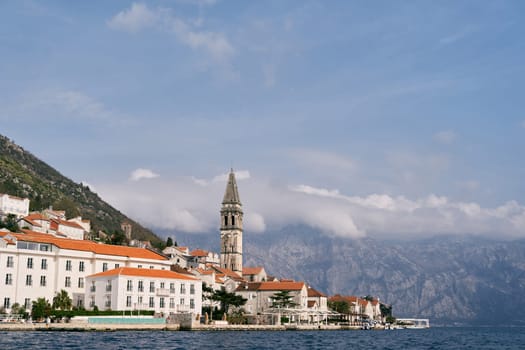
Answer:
[{"left": 1, "top": 327, "right": 524, "bottom": 349}]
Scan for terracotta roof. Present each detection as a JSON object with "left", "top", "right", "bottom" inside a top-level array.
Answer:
[
  {"left": 329, "top": 295, "right": 360, "bottom": 304},
  {"left": 24, "top": 214, "right": 49, "bottom": 222},
  {"left": 307, "top": 287, "right": 327, "bottom": 298},
  {"left": 88, "top": 267, "right": 198, "bottom": 280},
  {"left": 20, "top": 218, "right": 42, "bottom": 227},
  {"left": 52, "top": 218, "right": 85, "bottom": 230},
  {"left": 242, "top": 266, "right": 263, "bottom": 275},
  {"left": 4, "top": 230, "right": 168, "bottom": 261},
  {"left": 212, "top": 266, "right": 243, "bottom": 280},
  {"left": 190, "top": 249, "right": 209, "bottom": 257},
  {"left": 237, "top": 281, "right": 306, "bottom": 292}
]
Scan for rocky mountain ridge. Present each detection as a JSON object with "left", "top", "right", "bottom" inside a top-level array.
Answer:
[{"left": 173, "top": 226, "right": 525, "bottom": 325}]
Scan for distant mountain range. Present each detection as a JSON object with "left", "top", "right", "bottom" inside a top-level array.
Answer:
[
  {"left": 0, "top": 134, "right": 162, "bottom": 246},
  {"left": 172, "top": 226, "right": 525, "bottom": 326}
]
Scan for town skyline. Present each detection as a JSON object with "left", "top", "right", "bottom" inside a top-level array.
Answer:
[{"left": 1, "top": 1, "right": 524, "bottom": 239}]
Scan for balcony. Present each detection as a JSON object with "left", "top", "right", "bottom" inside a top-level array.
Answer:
[{"left": 156, "top": 288, "right": 170, "bottom": 297}]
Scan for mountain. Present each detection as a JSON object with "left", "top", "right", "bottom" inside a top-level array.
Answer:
[
  {"left": 0, "top": 134, "right": 162, "bottom": 246},
  {"left": 173, "top": 226, "right": 525, "bottom": 326}
]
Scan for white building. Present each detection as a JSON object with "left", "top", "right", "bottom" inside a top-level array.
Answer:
[
  {"left": 0, "top": 230, "right": 172, "bottom": 313},
  {"left": 0, "top": 193, "right": 30, "bottom": 219},
  {"left": 19, "top": 214, "right": 88, "bottom": 240},
  {"left": 86, "top": 267, "right": 202, "bottom": 316}
]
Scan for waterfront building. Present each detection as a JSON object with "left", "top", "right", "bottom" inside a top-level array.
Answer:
[
  {"left": 220, "top": 170, "right": 243, "bottom": 275},
  {"left": 0, "top": 193, "right": 29, "bottom": 219},
  {"left": 0, "top": 230, "right": 171, "bottom": 313},
  {"left": 86, "top": 267, "right": 202, "bottom": 315}
]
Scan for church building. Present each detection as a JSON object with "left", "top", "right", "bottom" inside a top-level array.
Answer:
[{"left": 220, "top": 170, "right": 243, "bottom": 275}]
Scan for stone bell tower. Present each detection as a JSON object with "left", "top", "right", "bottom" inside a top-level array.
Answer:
[{"left": 220, "top": 169, "right": 243, "bottom": 275}]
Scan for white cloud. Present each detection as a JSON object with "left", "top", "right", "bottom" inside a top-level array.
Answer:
[
  {"left": 108, "top": 3, "right": 235, "bottom": 63},
  {"left": 245, "top": 212, "right": 266, "bottom": 233},
  {"left": 433, "top": 130, "right": 457, "bottom": 145},
  {"left": 107, "top": 3, "right": 157, "bottom": 33},
  {"left": 94, "top": 173, "right": 525, "bottom": 240},
  {"left": 129, "top": 168, "right": 160, "bottom": 181}
]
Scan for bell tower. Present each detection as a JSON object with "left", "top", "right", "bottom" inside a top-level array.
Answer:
[{"left": 220, "top": 169, "right": 243, "bottom": 275}]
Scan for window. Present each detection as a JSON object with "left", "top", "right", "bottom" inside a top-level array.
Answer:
[
  {"left": 138, "top": 296, "right": 143, "bottom": 306},
  {"left": 224, "top": 215, "right": 228, "bottom": 226},
  {"left": 66, "top": 260, "right": 72, "bottom": 271},
  {"left": 24, "top": 298, "right": 31, "bottom": 309},
  {"left": 6, "top": 256, "right": 14, "bottom": 268},
  {"left": 127, "top": 280, "right": 133, "bottom": 292},
  {"left": 90, "top": 282, "right": 96, "bottom": 292},
  {"left": 190, "top": 299, "right": 195, "bottom": 309},
  {"left": 114, "top": 264, "right": 120, "bottom": 269},
  {"left": 5, "top": 273, "right": 12, "bottom": 285},
  {"left": 106, "top": 281, "right": 112, "bottom": 292},
  {"left": 77, "top": 299, "right": 83, "bottom": 308},
  {"left": 160, "top": 282, "right": 165, "bottom": 289},
  {"left": 138, "top": 280, "right": 144, "bottom": 292},
  {"left": 78, "top": 277, "right": 84, "bottom": 288},
  {"left": 190, "top": 284, "right": 195, "bottom": 295},
  {"left": 40, "top": 275, "right": 46, "bottom": 287},
  {"left": 231, "top": 215, "right": 235, "bottom": 226},
  {"left": 149, "top": 266, "right": 154, "bottom": 269},
  {"left": 180, "top": 283, "right": 186, "bottom": 294},
  {"left": 170, "top": 283, "right": 175, "bottom": 294},
  {"left": 79, "top": 261, "right": 85, "bottom": 272},
  {"left": 105, "top": 296, "right": 111, "bottom": 308},
  {"left": 159, "top": 297, "right": 165, "bottom": 308},
  {"left": 179, "top": 298, "right": 184, "bottom": 305},
  {"left": 27, "top": 257, "right": 33, "bottom": 269},
  {"left": 126, "top": 296, "right": 132, "bottom": 307},
  {"left": 149, "top": 282, "right": 155, "bottom": 293},
  {"left": 41, "top": 259, "right": 47, "bottom": 270},
  {"left": 26, "top": 275, "right": 32, "bottom": 286},
  {"left": 149, "top": 297, "right": 154, "bottom": 308},
  {"left": 102, "top": 263, "right": 108, "bottom": 272},
  {"left": 3, "top": 297, "right": 10, "bottom": 309},
  {"left": 65, "top": 276, "right": 71, "bottom": 288},
  {"left": 137, "top": 265, "right": 142, "bottom": 269},
  {"left": 169, "top": 298, "right": 175, "bottom": 309}
]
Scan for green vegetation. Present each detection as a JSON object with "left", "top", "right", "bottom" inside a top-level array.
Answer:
[
  {"left": 0, "top": 214, "right": 19, "bottom": 232},
  {"left": 270, "top": 290, "right": 297, "bottom": 308},
  {"left": 0, "top": 134, "right": 162, "bottom": 247}
]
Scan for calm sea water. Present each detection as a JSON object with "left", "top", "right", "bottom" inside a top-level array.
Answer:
[{"left": 1, "top": 327, "right": 524, "bottom": 350}]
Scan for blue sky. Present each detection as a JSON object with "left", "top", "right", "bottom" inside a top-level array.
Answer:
[{"left": 1, "top": 0, "right": 525, "bottom": 239}]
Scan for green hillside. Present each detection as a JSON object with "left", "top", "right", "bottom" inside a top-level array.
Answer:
[{"left": 0, "top": 134, "right": 163, "bottom": 247}]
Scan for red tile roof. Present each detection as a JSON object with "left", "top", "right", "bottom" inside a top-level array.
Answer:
[
  {"left": 2, "top": 230, "right": 168, "bottom": 261},
  {"left": 88, "top": 267, "right": 197, "bottom": 280},
  {"left": 237, "top": 281, "right": 306, "bottom": 292},
  {"left": 307, "top": 287, "right": 327, "bottom": 298},
  {"left": 190, "top": 249, "right": 209, "bottom": 257},
  {"left": 242, "top": 266, "right": 264, "bottom": 275},
  {"left": 212, "top": 266, "right": 243, "bottom": 280}
]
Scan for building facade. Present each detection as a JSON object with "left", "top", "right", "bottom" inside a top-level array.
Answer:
[
  {"left": 220, "top": 170, "right": 243, "bottom": 275},
  {"left": 0, "top": 230, "right": 172, "bottom": 313},
  {"left": 0, "top": 193, "right": 29, "bottom": 219},
  {"left": 86, "top": 267, "right": 202, "bottom": 316}
]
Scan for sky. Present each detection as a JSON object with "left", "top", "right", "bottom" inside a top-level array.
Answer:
[{"left": 1, "top": 0, "right": 525, "bottom": 240}]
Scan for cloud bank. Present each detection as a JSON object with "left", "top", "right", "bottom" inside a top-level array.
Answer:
[
  {"left": 129, "top": 168, "right": 160, "bottom": 181},
  {"left": 95, "top": 171, "right": 525, "bottom": 240}
]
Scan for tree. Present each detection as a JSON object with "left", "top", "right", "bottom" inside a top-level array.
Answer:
[
  {"left": 166, "top": 237, "right": 174, "bottom": 247},
  {"left": 52, "top": 289, "right": 72, "bottom": 311},
  {"left": 107, "top": 230, "right": 128, "bottom": 246},
  {"left": 0, "top": 214, "right": 19, "bottom": 232},
  {"left": 211, "top": 289, "right": 247, "bottom": 314},
  {"left": 53, "top": 197, "right": 80, "bottom": 219},
  {"left": 32, "top": 298, "right": 52, "bottom": 321},
  {"left": 270, "top": 290, "right": 298, "bottom": 309},
  {"left": 328, "top": 300, "right": 350, "bottom": 314}
]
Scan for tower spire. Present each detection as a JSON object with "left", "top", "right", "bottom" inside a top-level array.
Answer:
[
  {"left": 222, "top": 169, "right": 241, "bottom": 205},
  {"left": 220, "top": 169, "right": 243, "bottom": 275}
]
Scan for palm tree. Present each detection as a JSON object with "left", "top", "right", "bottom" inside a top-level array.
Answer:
[{"left": 52, "top": 289, "right": 72, "bottom": 310}]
